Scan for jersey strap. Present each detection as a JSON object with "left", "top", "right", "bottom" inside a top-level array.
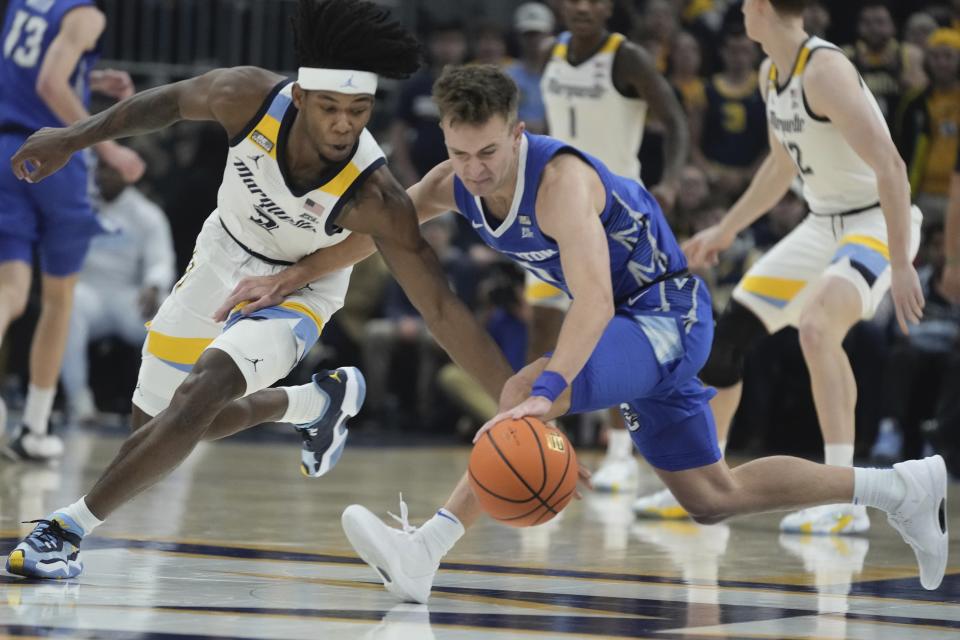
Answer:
[
  {"left": 245, "top": 86, "right": 292, "bottom": 159},
  {"left": 600, "top": 33, "right": 625, "bottom": 55}
]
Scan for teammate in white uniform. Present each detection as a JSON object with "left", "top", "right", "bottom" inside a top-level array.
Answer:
[
  {"left": 633, "top": 0, "right": 926, "bottom": 535},
  {"left": 534, "top": 0, "right": 690, "bottom": 492},
  {"left": 5, "top": 0, "right": 514, "bottom": 580}
]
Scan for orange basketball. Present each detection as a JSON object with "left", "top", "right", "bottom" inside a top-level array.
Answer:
[{"left": 468, "top": 417, "right": 578, "bottom": 527}]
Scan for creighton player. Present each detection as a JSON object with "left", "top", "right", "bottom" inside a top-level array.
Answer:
[
  {"left": 342, "top": 64, "right": 947, "bottom": 604},
  {"left": 0, "top": 0, "right": 144, "bottom": 461},
  {"left": 535, "top": 0, "right": 690, "bottom": 492},
  {"left": 633, "top": 0, "right": 926, "bottom": 533},
  {"left": 6, "top": 0, "right": 514, "bottom": 580}
]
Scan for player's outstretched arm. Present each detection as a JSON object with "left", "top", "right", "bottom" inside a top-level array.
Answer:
[
  {"left": 616, "top": 42, "right": 689, "bottom": 210},
  {"left": 213, "top": 162, "right": 460, "bottom": 321},
  {"left": 11, "top": 66, "right": 281, "bottom": 183},
  {"left": 683, "top": 59, "right": 797, "bottom": 269},
  {"left": 804, "top": 50, "right": 924, "bottom": 332},
  {"left": 534, "top": 155, "right": 614, "bottom": 386},
  {"left": 339, "top": 167, "right": 514, "bottom": 399}
]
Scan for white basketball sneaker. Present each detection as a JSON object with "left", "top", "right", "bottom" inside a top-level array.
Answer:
[
  {"left": 779, "top": 504, "right": 871, "bottom": 535},
  {"left": 632, "top": 488, "right": 690, "bottom": 520},
  {"left": 591, "top": 456, "right": 640, "bottom": 493},
  {"left": 886, "top": 455, "right": 949, "bottom": 590},
  {"left": 2, "top": 426, "right": 64, "bottom": 463},
  {"left": 342, "top": 498, "right": 439, "bottom": 604}
]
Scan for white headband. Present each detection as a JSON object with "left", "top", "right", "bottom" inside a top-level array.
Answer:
[{"left": 297, "top": 67, "right": 378, "bottom": 94}]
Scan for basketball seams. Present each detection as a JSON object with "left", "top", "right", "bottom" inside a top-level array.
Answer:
[
  {"left": 537, "top": 428, "right": 572, "bottom": 506},
  {"left": 521, "top": 417, "right": 549, "bottom": 495},
  {"left": 483, "top": 429, "right": 558, "bottom": 516},
  {"left": 467, "top": 466, "right": 541, "bottom": 504}
]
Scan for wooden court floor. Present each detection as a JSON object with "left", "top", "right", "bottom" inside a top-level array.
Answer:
[{"left": 1, "top": 429, "right": 959, "bottom": 639}]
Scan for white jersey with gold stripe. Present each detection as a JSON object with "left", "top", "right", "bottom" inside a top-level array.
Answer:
[
  {"left": 766, "top": 36, "right": 884, "bottom": 214},
  {"left": 541, "top": 32, "right": 648, "bottom": 180},
  {"left": 217, "top": 81, "right": 386, "bottom": 263}
]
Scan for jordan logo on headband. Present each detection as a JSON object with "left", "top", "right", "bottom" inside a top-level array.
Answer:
[{"left": 299, "top": 67, "right": 377, "bottom": 95}]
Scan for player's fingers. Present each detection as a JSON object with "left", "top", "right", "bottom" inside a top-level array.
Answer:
[
  {"left": 473, "top": 417, "right": 501, "bottom": 443},
  {"left": 895, "top": 301, "right": 910, "bottom": 335}
]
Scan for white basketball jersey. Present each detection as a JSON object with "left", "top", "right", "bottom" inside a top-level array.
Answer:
[
  {"left": 766, "top": 37, "right": 884, "bottom": 214},
  {"left": 217, "top": 82, "right": 386, "bottom": 263},
  {"left": 541, "top": 32, "right": 648, "bottom": 180}
]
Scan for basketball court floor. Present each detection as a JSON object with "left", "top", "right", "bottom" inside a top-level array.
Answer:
[{"left": 1, "top": 429, "right": 958, "bottom": 639}]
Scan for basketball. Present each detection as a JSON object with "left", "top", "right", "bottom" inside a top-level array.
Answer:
[{"left": 468, "top": 417, "right": 579, "bottom": 527}]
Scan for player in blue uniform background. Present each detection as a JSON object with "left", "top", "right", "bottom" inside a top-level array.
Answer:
[
  {"left": 341, "top": 64, "right": 948, "bottom": 603},
  {"left": 0, "top": 0, "right": 144, "bottom": 461}
]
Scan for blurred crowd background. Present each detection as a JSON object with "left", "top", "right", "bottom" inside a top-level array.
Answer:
[{"left": 2, "top": 0, "right": 959, "bottom": 469}]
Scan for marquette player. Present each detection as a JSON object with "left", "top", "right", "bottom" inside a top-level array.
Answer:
[
  {"left": 5, "top": 0, "right": 514, "bottom": 579},
  {"left": 535, "top": 0, "right": 690, "bottom": 492},
  {"left": 633, "top": 0, "right": 925, "bottom": 534},
  {"left": 341, "top": 64, "right": 947, "bottom": 603},
  {"left": 0, "top": 0, "right": 144, "bottom": 461}
]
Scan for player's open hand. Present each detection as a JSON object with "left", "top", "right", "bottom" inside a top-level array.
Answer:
[
  {"left": 99, "top": 142, "right": 145, "bottom": 184},
  {"left": 681, "top": 224, "right": 734, "bottom": 270},
  {"left": 213, "top": 273, "right": 290, "bottom": 322},
  {"left": 891, "top": 262, "right": 925, "bottom": 335},
  {"left": 10, "top": 127, "right": 74, "bottom": 183},
  {"left": 90, "top": 69, "right": 135, "bottom": 100},
  {"left": 473, "top": 395, "right": 553, "bottom": 444}
]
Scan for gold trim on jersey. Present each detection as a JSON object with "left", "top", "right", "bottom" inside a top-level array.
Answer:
[
  {"left": 320, "top": 161, "right": 362, "bottom": 197},
  {"left": 794, "top": 47, "right": 813, "bottom": 77},
  {"left": 551, "top": 32, "right": 624, "bottom": 61},
  {"left": 249, "top": 114, "right": 281, "bottom": 159}
]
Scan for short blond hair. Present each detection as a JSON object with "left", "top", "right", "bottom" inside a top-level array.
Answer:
[{"left": 432, "top": 64, "right": 518, "bottom": 126}]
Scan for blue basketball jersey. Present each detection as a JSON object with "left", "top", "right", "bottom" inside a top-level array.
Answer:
[
  {"left": 452, "top": 133, "right": 688, "bottom": 309},
  {"left": 0, "top": 0, "right": 99, "bottom": 133}
]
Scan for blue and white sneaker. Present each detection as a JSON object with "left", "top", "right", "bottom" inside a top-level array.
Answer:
[
  {"left": 6, "top": 513, "right": 85, "bottom": 579},
  {"left": 296, "top": 367, "right": 366, "bottom": 478}
]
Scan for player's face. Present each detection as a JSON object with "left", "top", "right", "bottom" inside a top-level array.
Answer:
[
  {"left": 560, "top": 0, "right": 612, "bottom": 39},
  {"left": 741, "top": 0, "right": 766, "bottom": 42},
  {"left": 859, "top": 8, "right": 895, "bottom": 49},
  {"left": 294, "top": 88, "right": 374, "bottom": 163},
  {"left": 441, "top": 114, "right": 524, "bottom": 197}
]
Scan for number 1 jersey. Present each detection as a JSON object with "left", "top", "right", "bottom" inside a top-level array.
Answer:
[{"left": 541, "top": 32, "right": 647, "bottom": 181}]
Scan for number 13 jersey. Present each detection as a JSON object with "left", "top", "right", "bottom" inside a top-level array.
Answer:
[
  {"left": 766, "top": 36, "right": 885, "bottom": 214},
  {"left": 541, "top": 32, "right": 647, "bottom": 180}
]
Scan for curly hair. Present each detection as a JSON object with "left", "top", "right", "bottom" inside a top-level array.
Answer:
[
  {"left": 432, "top": 64, "right": 519, "bottom": 126},
  {"left": 293, "top": 0, "right": 423, "bottom": 79}
]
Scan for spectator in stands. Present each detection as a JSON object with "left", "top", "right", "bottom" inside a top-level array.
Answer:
[
  {"left": 472, "top": 21, "right": 512, "bottom": 67},
  {"left": 803, "top": 1, "right": 831, "bottom": 39},
  {"left": 668, "top": 31, "right": 707, "bottom": 119},
  {"left": 60, "top": 161, "right": 175, "bottom": 423},
  {"left": 898, "top": 28, "right": 960, "bottom": 226},
  {"left": 904, "top": 12, "right": 938, "bottom": 50},
  {"left": 636, "top": 0, "right": 680, "bottom": 73},
  {"left": 505, "top": 3, "right": 554, "bottom": 135},
  {"left": 671, "top": 164, "right": 711, "bottom": 238},
  {"left": 389, "top": 21, "right": 468, "bottom": 187},
  {"left": 692, "top": 28, "right": 767, "bottom": 204},
  {"left": 844, "top": 2, "right": 926, "bottom": 129}
]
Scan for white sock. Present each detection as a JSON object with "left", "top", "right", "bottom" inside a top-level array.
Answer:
[
  {"left": 280, "top": 383, "right": 329, "bottom": 425},
  {"left": 607, "top": 429, "right": 633, "bottom": 459},
  {"left": 58, "top": 496, "right": 103, "bottom": 535},
  {"left": 853, "top": 467, "right": 907, "bottom": 513},
  {"left": 718, "top": 439, "right": 727, "bottom": 455},
  {"left": 23, "top": 384, "right": 55, "bottom": 436},
  {"left": 825, "top": 444, "right": 855, "bottom": 467},
  {"left": 417, "top": 508, "right": 464, "bottom": 563}
]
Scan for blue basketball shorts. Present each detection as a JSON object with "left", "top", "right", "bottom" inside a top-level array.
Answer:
[
  {"left": 567, "top": 276, "right": 721, "bottom": 472},
  {"left": 0, "top": 133, "right": 104, "bottom": 276}
]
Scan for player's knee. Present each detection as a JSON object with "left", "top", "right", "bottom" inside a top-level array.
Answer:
[
  {"left": 699, "top": 300, "right": 767, "bottom": 388},
  {"left": 0, "top": 283, "right": 29, "bottom": 320},
  {"left": 168, "top": 352, "right": 244, "bottom": 426},
  {"left": 676, "top": 492, "right": 730, "bottom": 525},
  {"left": 797, "top": 311, "right": 835, "bottom": 354}
]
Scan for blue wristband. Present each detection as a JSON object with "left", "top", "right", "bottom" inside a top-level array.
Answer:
[{"left": 531, "top": 371, "right": 568, "bottom": 402}]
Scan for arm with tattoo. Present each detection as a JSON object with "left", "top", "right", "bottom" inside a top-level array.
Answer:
[{"left": 11, "top": 66, "right": 282, "bottom": 183}]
